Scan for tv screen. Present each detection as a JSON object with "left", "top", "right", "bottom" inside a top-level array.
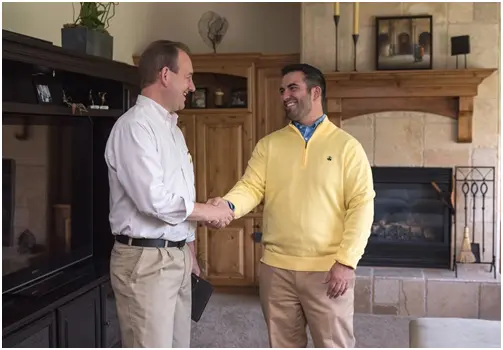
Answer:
[{"left": 2, "top": 114, "right": 93, "bottom": 294}]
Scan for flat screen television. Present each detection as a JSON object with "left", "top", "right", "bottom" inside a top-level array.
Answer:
[{"left": 2, "top": 113, "right": 94, "bottom": 294}]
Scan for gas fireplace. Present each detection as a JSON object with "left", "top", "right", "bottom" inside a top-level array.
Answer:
[{"left": 360, "top": 167, "right": 452, "bottom": 269}]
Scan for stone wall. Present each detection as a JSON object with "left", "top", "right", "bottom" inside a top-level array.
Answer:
[{"left": 301, "top": 2, "right": 500, "bottom": 266}]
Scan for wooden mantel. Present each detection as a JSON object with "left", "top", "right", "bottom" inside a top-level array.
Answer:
[{"left": 324, "top": 68, "right": 497, "bottom": 143}]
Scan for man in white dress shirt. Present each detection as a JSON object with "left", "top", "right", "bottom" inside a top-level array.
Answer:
[{"left": 105, "top": 40, "right": 234, "bottom": 348}]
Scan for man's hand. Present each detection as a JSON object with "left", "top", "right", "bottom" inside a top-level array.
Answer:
[
  {"left": 205, "top": 197, "right": 233, "bottom": 229},
  {"left": 191, "top": 256, "right": 201, "bottom": 276},
  {"left": 187, "top": 242, "right": 201, "bottom": 276},
  {"left": 323, "top": 262, "right": 355, "bottom": 299},
  {"left": 188, "top": 201, "right": 234, "bottom": 225}
]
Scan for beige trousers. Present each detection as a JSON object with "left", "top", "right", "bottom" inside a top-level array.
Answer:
[
  {"left": 259, "top": 263, "right": 355, "bottom": 348},
  {"left": 110, "top": 241, "right": 192, "bottom": 348}
]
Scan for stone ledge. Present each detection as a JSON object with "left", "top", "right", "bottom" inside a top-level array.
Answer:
[{"left": 354, "top": 266, "right": 501, "bottom": 320}]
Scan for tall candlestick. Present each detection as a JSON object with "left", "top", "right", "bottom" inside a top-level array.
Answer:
[
  {"left": 333, "top": 12, "right": 340, "bottom": 72},
  {"left": 334, "top": 2, "right": 340, "bottom": 16},
  {"left": 353, "top": 2, "right": 359, "bottom": 34},
  {"left": 352, "top": 34, "right": 359, "bottom": 71}
]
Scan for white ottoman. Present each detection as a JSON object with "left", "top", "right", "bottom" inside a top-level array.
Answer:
[{"left": 409, "top": 317, "right": 501, "bottom": 348}]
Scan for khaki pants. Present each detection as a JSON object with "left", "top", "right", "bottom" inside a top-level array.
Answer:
[
  {"left": 110, "top": 241, "right": 192, "bottom": 348},
  {"left": 259, "top": 263, "right": 355, "bottom": 348}
]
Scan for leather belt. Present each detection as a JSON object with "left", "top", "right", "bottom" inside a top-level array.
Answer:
[{"left": 115, "top": 235, "right": 186, "bottom": 248}]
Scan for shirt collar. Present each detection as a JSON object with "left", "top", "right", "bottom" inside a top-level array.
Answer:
[
  {"left": 292, "top": 114, "right": 326, "bottom": 129},
  {"left": 136, "top": 95, "right": 178, "bottom": 126}
]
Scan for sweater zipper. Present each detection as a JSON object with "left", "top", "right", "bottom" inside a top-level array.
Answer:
[{"left": 289, "top": 122, "right": 323, "bottom": 167}]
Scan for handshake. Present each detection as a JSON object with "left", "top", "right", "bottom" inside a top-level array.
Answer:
[{"left": 203, "top": 197, "right": 234, "bottom": 229}]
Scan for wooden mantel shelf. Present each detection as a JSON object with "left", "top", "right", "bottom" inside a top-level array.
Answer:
[{"left": 324, "top": 68, "right": 497, "bottom": 143}]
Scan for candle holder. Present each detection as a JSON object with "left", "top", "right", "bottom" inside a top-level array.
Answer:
[
  {"left": 333, "top": 15, "right": 340, "bottom": 72},
  {"left": 352, "top": 33, "right": 359, "bottom": 72}
]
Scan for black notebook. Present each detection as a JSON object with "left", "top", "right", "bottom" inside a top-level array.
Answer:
[{"left": 191, "top": 273, "right": 214, "bottom": 322}]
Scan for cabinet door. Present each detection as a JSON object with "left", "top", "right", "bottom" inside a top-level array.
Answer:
[
  {"left": 195, "top": 112, "right": 256, "bottom": 285},
  {"left": 2, "top": 313, "right": 57, "bottom": 348},
  {"left": 56, "top": 288, "right": 101, "bottom": 348},
  {"left": 256, "top": 67, "right": 290, "bottom": 140},
  {"left": 100, "top": 282, "right": 121, "bottom": 348},
  {"left": 252, "top": 218, "right": 265, "bottom": 285}
]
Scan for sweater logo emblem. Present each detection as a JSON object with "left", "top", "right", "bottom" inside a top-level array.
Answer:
[{"left": 327, "top": 156, "right": 332, "bottom": 161}]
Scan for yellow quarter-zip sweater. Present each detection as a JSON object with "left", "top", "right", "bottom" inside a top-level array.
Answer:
[{"left": 223, "top": 118, "right": 375, "bottom": 271}]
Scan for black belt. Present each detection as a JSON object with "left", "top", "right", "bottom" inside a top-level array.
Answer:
[{"left": 115, "top": 235, "right": 186, "bottom": 248}]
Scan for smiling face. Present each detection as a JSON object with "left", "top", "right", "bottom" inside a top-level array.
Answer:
[
  {"left": 159, "top": 49, "right": 195, "bottom": 112},
  {"left": 279, "top": 71, "right": 314, "bottom": 122}
]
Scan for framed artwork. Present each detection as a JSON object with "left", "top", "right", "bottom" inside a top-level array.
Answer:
[
  {"left": 375, "top": 15, "right": 433, "bottom": 71},
  {"left": 190, "top": 88, "right": 207, "bottom": 108},
  {"left": 230, "top": 89, "right": 247, "bottom": 108}
]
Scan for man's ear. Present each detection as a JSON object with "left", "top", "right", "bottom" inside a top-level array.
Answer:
[
  {"left": 312, "top": 86, "right": 322, "bottom": 100},
  {"left": 160, "top": 67, "right": 171, "bottom": 87}
]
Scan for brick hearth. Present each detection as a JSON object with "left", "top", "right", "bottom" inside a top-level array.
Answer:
[{"left": 355, "top": 265, "right": 501, "bottom": 320}]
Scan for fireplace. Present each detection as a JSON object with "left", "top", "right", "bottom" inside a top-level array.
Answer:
[{"left": 360, "top": 167, "right": 452, "bottom": 269}]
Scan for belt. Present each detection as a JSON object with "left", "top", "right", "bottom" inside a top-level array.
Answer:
[{"left": 115, "top": 235, "right": 186, "bottom": 248}]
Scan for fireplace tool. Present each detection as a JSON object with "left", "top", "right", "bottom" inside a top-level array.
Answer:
[
  {"left": 480, "top": 182, "right": 488, "bottom": 254},
  {"left": 458, "top": 182, "right": 476, "bottom": 263},
  {"left": 470, "top": 182, "right": 481, "bottom": 262}
]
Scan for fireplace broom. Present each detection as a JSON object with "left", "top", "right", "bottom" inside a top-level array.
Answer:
[{"left": 459, "top": 226, "right": 476, "bottom": 263}]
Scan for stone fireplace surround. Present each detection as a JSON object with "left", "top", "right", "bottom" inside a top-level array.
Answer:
[{"left": 300, "top": 2, "right": 501, "bottom": 319}]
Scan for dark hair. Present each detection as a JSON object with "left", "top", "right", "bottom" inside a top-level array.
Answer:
[
  {"left": 138, "top": 40, "right": 191, "bottom": 89},
  {"left": 281, "top": 63, "right": 327, "bottom": 112}
]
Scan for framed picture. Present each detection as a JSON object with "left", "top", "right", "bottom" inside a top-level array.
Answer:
[
  {"left": 190, "top": 88, "right": 207, "bottom": 108},
  {"left": 230, "top": 89, "right": 247, "bottom": 108},
  {"left": 375, "top": 15, "right": 433, "bottom": 71},
  {"left": 32, "top": 73, "right": 58, "bottom": 104},
  {"left": 35, "top": 84, "right": 52, "bottom": 103}
]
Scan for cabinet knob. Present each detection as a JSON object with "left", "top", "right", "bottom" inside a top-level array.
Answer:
[{"left": 251, "top": 232, "right": 262, "bottom": 243}]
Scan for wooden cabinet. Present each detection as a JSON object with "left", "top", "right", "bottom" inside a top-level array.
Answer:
[
  {"left": 56, "top": 289, "right": 101, "bottom": 347},
  {"left": 134, "top": 52, "right": 299, "bottom": 288},
  {"left": 2, "top": 313, "right": 57, "bottom": 348},
  {"left": 185, "top": 53, "right": 298, "bottom": 288},
  {"left": 3, "top": 281, "right": 121, "bottom": 348}
]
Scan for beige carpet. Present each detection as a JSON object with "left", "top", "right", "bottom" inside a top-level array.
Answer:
[{"left": 191, "top": 293, "right": 411, "bottom": 348}]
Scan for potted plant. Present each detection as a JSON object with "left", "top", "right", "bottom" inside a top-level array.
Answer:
[{"left": 61, "top": 2, "right": 118, "bottom": 59}]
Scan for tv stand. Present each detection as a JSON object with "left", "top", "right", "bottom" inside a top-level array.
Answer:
[
  {"left": 10, "top": 262, "right": 94, "bottom": 298},
  {"left": 2, "top": 30, "right": 137, "bottom": 348}
]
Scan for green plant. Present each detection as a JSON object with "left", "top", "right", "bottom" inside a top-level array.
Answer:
[{"left": 64, "top": 2, "right": 118, "bottom": 34}]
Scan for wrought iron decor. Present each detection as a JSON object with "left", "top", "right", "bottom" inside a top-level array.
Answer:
[{"left": 453, "top": 166, "right": 497, "bottom": 278}]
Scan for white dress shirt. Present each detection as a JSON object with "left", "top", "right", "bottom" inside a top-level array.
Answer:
[{"left": 104, "top": 95, "right": 196, "bottom": 242}]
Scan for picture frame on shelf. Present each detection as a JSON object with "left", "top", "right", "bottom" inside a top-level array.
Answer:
[
  {"left": 230, "top": 88, "right": 247, "bottom": 108},
  {"left": 375, "top": 15, "right": 433, "bottom": 71},
  {"left": 190, "top": 87, "right": 207, "bottom": 108}
]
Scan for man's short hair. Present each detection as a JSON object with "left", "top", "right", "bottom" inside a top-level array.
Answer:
[
  {"left": 281, "top": 63, "right": 327, "bottom": 112},
  {"left": 138, "top": 40, "right": 191, "bottom": 89}
]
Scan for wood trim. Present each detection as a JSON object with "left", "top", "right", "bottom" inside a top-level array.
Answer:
[
  {"left": 324, "top": 68, "right": 497, "bottom": 143},
  {"left": 4, "top": 30, "right": 138, "bottom": 86},
  {"left": 132, "top": 53, "right": 300, "bottom": 69}
]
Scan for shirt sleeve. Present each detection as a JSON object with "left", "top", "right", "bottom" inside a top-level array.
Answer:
[
  {"left": 334, "top": 139, "right": 376, "bottom": 269},
  {"left": 223, "top": 138, "right": 267, "bottom": 219},
  {"left": 109, "top": 120, "right": 194, "bottom": 225}
]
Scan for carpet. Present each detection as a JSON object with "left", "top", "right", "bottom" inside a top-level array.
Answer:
[{"left": 191, "top": 293, "right": 411, "bottom": 348}]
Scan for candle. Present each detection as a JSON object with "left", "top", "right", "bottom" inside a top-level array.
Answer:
[
  {"left": 353, "top": 2, "right": 360, "bottom": 34},
  {"left": 334, "top": 2, "right": 340, "bottom": 16}
]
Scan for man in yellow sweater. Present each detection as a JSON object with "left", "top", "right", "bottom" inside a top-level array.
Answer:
[{"left": 208, "top": 63, "right": 375, "bottom": 348}]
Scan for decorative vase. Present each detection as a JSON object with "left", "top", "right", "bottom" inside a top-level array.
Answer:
[{"left": 61, "top": 26, "right": 113, "bottom": 60}]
